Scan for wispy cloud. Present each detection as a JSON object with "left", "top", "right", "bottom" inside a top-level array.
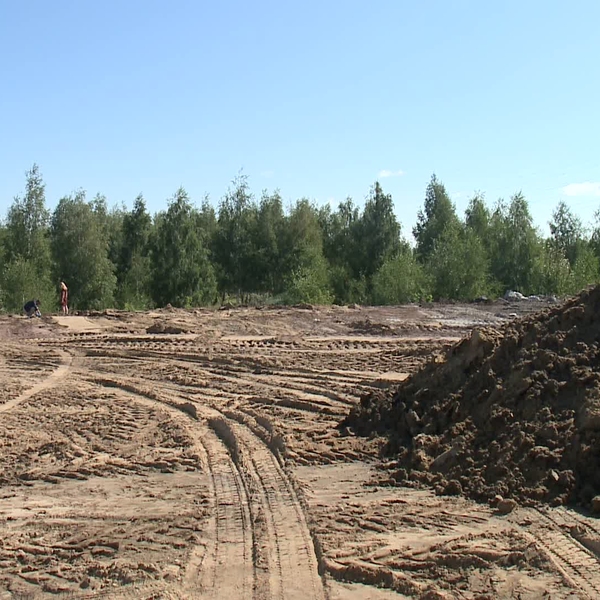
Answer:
[
  {"left": 260, "top": 170, "right": 274, "bottom": 178},
  {"left": 378, "top": 169, "right": 405, "bottom": 178},
  {"left": 562, "top": 182, "right": 600, "bottom": 197},
  {"left": 451, "top": 192, "right": 463, "bottom": 200}
]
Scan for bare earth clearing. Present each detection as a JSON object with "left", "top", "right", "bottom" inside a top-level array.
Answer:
[{"left": 0, "top": 299, "right": 597, "bottom": 599}]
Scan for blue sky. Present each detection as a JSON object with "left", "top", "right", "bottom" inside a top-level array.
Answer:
[{"left": 1, "top": 0, "right": 599, "bottom": 239}]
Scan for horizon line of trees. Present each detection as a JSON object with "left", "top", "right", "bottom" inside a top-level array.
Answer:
[{"left": 1, "top": 164, "right": 599, "bottom": 312}]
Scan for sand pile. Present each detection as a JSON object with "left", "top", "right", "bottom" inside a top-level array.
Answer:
[
  {"left": 146, "top": 321, "right": 188, "bottom": 334},
  {"left": 342, "top": 285, "right": 600, "bottom": 508}
]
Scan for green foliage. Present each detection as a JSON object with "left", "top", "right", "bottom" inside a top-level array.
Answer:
[
  {"left": 328, "top": 265, "right": 368, "bottom": 304},
  {"left": 281, "top": 199, "right": 333, "bottom": 304},
  {"left": 320, "top": 199, "right": 361, "bottom": 303},
  {"left": 51, "top": 191, "right": 117, "bottom": 310},
  {"left": 487, "top": 194, "right": 541, "bottom": 294},
  {"left": 372, "top": 250, "right": 429, "bottom": 304},
  {"left": 4, "top": 164, "right": 600, "bottom": 310},
  {"left": 1, "top": 258, "right": 56, "bottom": 313},
  {"left": 4, "top": 164, "right": 51, "bottom": 269},
  {"left": 151, "top": 188, "right": 217, "bottom": 307},
  {"left": 252, "top": 191, "right": 286, "bottom": 294},
  {"left": 413, "top": 174, "right": 460, "bottom": 260},
  {"left": 427, "top": 225, "right": 490, "bottom": 300},
  {"left": 213, "top": 174, "right": 259, "bottom": 298},
  {"left": 103, "top": 202, "right": 127, "bottom": 271},
  {"left": 282, "top": 199, "right": 325, "bottom": 272},
  {"left": 532, "top": 240, "right": 599, "bottom": 297},
  {"left": 320, "top": 199, "right": 359, "bottom": 268},
  {"left": 531, "top": 242, "right": 573, "bottom": 296},
  {"left": 320, "top": 186, "right": 405, "bottom": 303},
  {"left": 119, "top": 252, "right": 153, "bottom": 309},
  {"left": 1, "top": 166, "right": 54, "bottom": 311},
  {"left": 591, "top": 208, "right": 600, "bottom": 260},
  {"left": 549, "top": 201, "right": 585, "bottom": 266},
  {"left": 117, "top": 195, "right": 153, "bottom": 308},
  {"left": 353, "top": 182, "right": 403, "bottom": 280},
  {"left": 465, "top": 193, "right": 490, "bottom": 240},
  {"left": 571, "top": 243, "right": 600, "bottom": 293},
  {"left": 284, "top": 259, "right": 333, "bottom": 305},
  {"left": 0, "top": 226, "right": 5, "bottom": 267},
  {"left": 3, "top": 164, "right": 53, "bottom": 313}
]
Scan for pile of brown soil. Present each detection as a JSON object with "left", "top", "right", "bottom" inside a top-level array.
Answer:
[
  {"left": 342, "top": 286, "right": 600, "bottom": 508},
  {"left": 146, "top": 321, "right": 188, "bottom": 334}
]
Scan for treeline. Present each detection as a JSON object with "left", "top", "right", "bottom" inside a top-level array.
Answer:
[{"left": 1, "top": 165, "right": 599, "bottom": 312}]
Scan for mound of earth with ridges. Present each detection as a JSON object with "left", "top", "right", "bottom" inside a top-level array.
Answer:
[{"left": 342, "top": 285, "right": 600, "bottom": 508}]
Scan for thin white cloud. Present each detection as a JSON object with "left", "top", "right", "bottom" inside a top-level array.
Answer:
[
  {"left": 451, "top": 192, "right": 463, "bottom": 200},
  {"left": 260, "top": 170, "right": 274, "bottom": 178},
  {"left": 562, "top": 182, "right": 600, "bottom": 197},
  {"left": 378, "top": 169, "right": 405, "bottom": 178}
]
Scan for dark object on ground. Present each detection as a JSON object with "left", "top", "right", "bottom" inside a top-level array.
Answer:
[{"left": 24, "top": 299, "right": 42, "bottom": 318}]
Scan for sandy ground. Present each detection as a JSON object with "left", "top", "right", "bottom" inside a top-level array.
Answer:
[{"left": 0, "top": 300, "right": 597, "bottom": 598}]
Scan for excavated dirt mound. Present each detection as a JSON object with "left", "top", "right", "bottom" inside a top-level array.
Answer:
[
  {"left": 342, "top": 285, "right": 600, "bottom": 509},
  {"left": 146, "top": 321, "right": 189, "bottom": 334}
]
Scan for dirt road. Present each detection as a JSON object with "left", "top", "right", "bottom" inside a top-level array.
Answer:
[{"left": 0, "top": 301, "right": 598, "bottom": 598}]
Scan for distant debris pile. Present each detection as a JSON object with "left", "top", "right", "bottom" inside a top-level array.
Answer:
[{"left": 504, "top": 290, "right": 559, "bottom": 303}]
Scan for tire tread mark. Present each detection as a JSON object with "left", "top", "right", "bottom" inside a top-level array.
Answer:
[
  {"left": 0, "top": 350, "right": 72, "bottom": 413},
  {"left": 91, "top": 377, "right": 254, "bottom": 599},
  {"left": 223, "top": 416, "right": 326, "bottom": 600},
  {"left": 521, "top": 508, "right": 600, "bottom": 599}
]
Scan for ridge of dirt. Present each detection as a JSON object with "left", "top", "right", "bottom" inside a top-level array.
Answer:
[
  {"left": 0, "top": 315, "right": 62, "bottom": 340},
  {"left": 146, "top": 321, "right": 189, "bottom": 335},
  {"left": 342, "top": 285, "right": 600, "bottom": 509}
]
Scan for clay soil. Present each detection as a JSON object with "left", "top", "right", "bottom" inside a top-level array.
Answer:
[{"left": 0, "top": 299, "right": 598, "bottom": 599}]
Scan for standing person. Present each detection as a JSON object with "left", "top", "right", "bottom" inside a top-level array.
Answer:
[
  {"left": 24, "top": 299, "right": 42, "bottom": 318},
  {"left": 60, "top": 281, "right": 69, "bottom": 315}
]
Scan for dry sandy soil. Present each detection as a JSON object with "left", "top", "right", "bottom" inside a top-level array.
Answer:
[{"left": 0, "top": 299, "right": 598, "bottom": 599}]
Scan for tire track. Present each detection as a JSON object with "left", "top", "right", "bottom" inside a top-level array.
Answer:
[
  {"left": 98, "top": 351, "right": 352, "bottom": 416},
  {"left": 552, "top": 506, "right": 600, "bottom": 559},
  {"left": 64, "top": 580, "right": 178, "bottom": 599},
  {"left": 236, "top": 423, "right": 326, "bottom": 600},
  {"left": 47, "top": 335, "right": 431, "bottom": 386},
  {"left": 90, "top": 377, "right": 255, "bottom": 599},
  {"left": 520, "top": 507, "right": 600, "bottom": 599},
  {"left": 199, "top": 427, "right": 254, "bottom": 599},
  {"left": 165, "top": 366, "right": 350, "bottom": 415},
  {"left": 200, "top": 405, "right": 326, "bottom": 600},
  {"left": 0, "top": 350, "right": 72, "bottom": 413},
  {"left": 72, "top": 338, "right": 405, "bottom": 596}
]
